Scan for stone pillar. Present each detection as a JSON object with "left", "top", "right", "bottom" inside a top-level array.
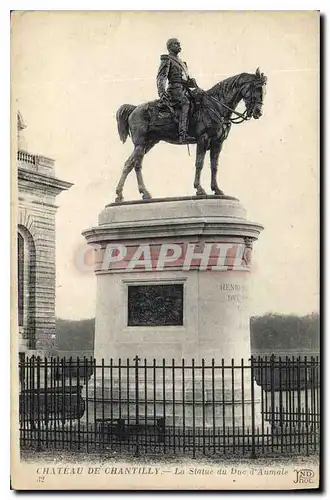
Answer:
[
  {"left": 82, "top": 196, "right": 265, "bottom": 429},
  {"left": 17, "top": 119, "right": 73, "bottom": 354}
]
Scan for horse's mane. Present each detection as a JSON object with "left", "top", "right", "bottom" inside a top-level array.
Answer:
[{"left": 207, "top": 72, "right": 255, "bottom": 99}]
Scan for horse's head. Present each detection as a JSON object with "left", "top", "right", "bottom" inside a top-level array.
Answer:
[{"left": 241, "top": 68, "right": 267, "bottom": 120}]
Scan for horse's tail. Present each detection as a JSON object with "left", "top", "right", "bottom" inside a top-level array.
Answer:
[{"left": 116, "top": 104, "right": 136, "bottom": 143}]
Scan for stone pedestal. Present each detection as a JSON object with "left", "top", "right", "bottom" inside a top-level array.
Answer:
[{"left": 82, "top": 196, "right": 265, "bottom": 430}]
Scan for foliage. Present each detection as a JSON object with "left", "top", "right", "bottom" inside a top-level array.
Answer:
[
  {"left": 56, "top": 318, "right": 95, "bottom": 352},
  {"left": 55, "top": 313, "right": 319, "bottom": 354},
  {"left": 250, "top": 313, "right": 320, "bottom": 352}
]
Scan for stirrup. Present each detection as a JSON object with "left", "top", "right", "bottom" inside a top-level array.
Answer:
[{"left": 179, "top": 132, "right": 195, "bottom": 144}]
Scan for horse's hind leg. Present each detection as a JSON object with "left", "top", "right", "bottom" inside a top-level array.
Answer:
[
  {"left": 134, "top": 145, "right": 152, "bottom": 200},
  {"left": 115, "top": 151, "right": 135, "bottom": 202}
]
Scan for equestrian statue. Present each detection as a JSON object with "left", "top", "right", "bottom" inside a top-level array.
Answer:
[{"left": 115, "top": 38, "right": 267, "bottom": 202}]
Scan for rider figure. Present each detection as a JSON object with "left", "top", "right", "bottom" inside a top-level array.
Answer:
[{"left": 156, "top": 38, "right": 198, "bottom": 143}]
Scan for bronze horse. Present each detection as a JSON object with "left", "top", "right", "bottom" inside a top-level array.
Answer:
[{"left": 115, "top": 68, "right": 267, "bottom": 202}]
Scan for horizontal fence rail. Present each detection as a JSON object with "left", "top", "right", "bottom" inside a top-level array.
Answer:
[{"left": 18, "top": 356, "right": 320, "bottom": 458}]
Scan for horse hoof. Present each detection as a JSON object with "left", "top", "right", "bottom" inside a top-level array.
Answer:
[
  {"left": 213, "top": 189, "right": 224, "bottom": 196},
  {"left": 142, "top": 192, "right": 152, "bottom": 200},
  {"left": 196, "top": 188, "right": 207, "bottom": 196},
  {"left": 115, "top": 195, "right": 123, "bottom": 203}
]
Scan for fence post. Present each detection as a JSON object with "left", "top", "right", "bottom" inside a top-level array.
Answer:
[
  {"left": 211, "top": 358, "right": 215, "bottom": 455},
  {"left": 19, "top": 355, "right": 25, "bottom": 447},
  {"left": 172, "top": 358, "right": 176, "bottom": 454},
  {"left": 192, "top": 358, "right": 196, "bottom": 459},
  {"left": 297, "top": 356, "right": 301, "bottom": 454},
  {"left": 162, "top": 358, "right": 166, "bottom": 454},
  {"left": 68, "top": 357, "right": 72, "bottom": 449},
  {"left": 270, "top": 354, "right": 275, "bottom": 429},
  {"left": 134, "top": 355, "right": 140, "bottom": 424},
  {"left": 77, "top": 357, "right": 81, "bottom": 450},
  {"left": 250, "top": 356, "right": 256, "bottom": 459},
  {"left": 134, "top": 355, "right": 140, "bottom": 457},
  {"left": 304, "top": 356, "right": 309, "bottom": 456},
  {"left": 84, "top": 357, "right": 89, "bottom": 452},
  {"left": 279, "top": 356, "right": 284, "bottom": 454},
  {"left": 36, "top": 356, "right": 41, "bottom": 451},
  {"left": 61, "top": 357, "right": 66, "bottom": 431},
  {"left": 93, "top": 357, "right": 97, "bottom": 451},
  {"left": 19, "top": 352, "right": 25, "bottom": 391},
  {"left": 44, "top": 357, "right": 48, "bottom": 448},
  {"left": 201, "top": 358, "right": 205, "bottom": 456},
  {"left": 182, "top": 358, "right": 186, "bottom": 454}
]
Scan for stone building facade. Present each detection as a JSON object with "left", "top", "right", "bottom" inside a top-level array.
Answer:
[{"left": 17, "top": 112, "right": 73, "bottom": 355}]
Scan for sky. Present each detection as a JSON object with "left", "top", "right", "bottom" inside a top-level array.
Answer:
[{"left": 11, "top": 11, "right": 319, "bottom": 320}]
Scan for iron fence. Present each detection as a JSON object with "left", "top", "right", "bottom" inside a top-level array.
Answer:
[{"left": 18, "top": 356, "right": 320, "bottom": 458}]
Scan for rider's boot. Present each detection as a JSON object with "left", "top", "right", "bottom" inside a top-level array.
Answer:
[{"left": 178, "top": 105, "right": 195, "bottom": 143}]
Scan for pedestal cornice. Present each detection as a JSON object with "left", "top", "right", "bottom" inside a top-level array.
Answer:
[{"left": 83, "top": 196, "right": 263, "bottom": 243}]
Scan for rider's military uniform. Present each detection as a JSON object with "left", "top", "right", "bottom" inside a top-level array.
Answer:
[{"left": 156, "top": 53, "right": 196, "bottom": 140}]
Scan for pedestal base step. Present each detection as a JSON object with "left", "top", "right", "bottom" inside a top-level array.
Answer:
[{"left": 95, "top": 417, "right": 166, "bottom": 442}]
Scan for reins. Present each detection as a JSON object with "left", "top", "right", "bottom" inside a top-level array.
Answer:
[
  {"left": 185, "top": 80, "right": 252, "bottom": 124},
  {"left": 203, "top": 92, "right": 251, "bottom": 124},
  {"left": 181, "top": 77, "right": 263, "bottom": 154},
  {"left": 183, "top": 87, "right": 251, "bottom": 155}
]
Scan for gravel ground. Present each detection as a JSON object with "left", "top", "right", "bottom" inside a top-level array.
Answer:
[{"left": 21, "top": 449, "right": 319, "bottom": 467}]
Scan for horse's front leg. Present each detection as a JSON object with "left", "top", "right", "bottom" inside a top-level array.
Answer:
[
  {"left": 134, "top": 145, "right": 152, "bottom": 200},
  {"left": 194, "top": 139, "right": 207, "bottom": 196},
  {"left": 210, "top": 139, "right": 224, "bottom": 196}
]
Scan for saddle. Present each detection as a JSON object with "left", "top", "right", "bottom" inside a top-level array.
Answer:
[{"left": 151, "top": 92, "right": 202, "bottom": 127}]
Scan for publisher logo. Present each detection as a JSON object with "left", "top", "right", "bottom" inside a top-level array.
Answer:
[{"left": 293, "top": 469, "right": 315, "bottom": 484}]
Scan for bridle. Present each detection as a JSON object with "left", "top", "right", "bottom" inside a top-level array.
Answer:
[
  {"left": 202, "top": 77, "right": 265, "bottom": 125},
  {"left": 207, "top": 95, "right": 250, "bottom": 124}
]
